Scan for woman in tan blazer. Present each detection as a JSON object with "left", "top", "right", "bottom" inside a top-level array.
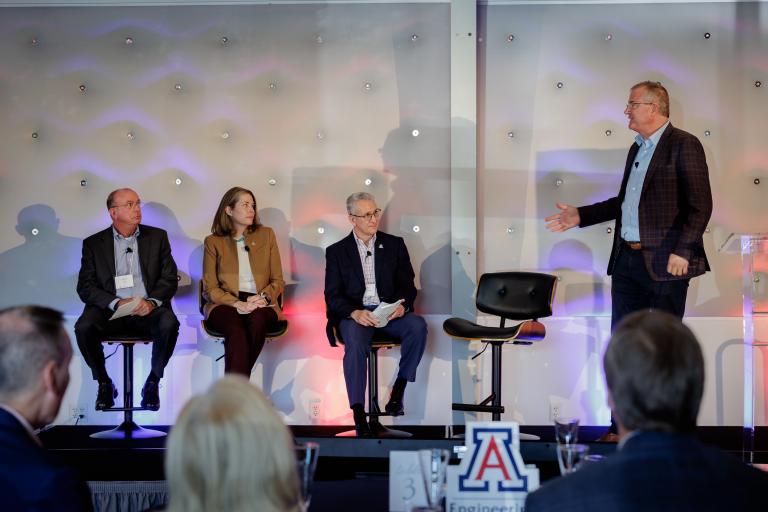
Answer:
[{"left": 202, "top": 186, "right": 285, "bottom": 376}]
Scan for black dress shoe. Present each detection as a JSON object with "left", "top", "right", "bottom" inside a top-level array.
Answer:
[
  {"left": 95, "top": 381, "right": 117, "bottom": 410},
  {"left": 384, "top": 397, "right": 404, "bottom": 416},
  {"left": 352, "top": 406, "right": 372, "bottom": 438},
  {"left": 354, "top": 418, "right": 372, "bottom": 438},
  {"left": 141, "top": 381, "right": 160, "bottom": 411}
]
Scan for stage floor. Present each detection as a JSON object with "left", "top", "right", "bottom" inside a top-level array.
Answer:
[
  {"left": 40, "top": 424, "right": 766, "bottom": 480},
  {"left": 38, "top": 424, "right": 767, "bottom": 512}
]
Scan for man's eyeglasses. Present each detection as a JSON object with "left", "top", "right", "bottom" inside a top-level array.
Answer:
[
  {"left": 350, "top": 208, "right": 382, "bottom": 221},
  {"left": 625, "top": 102, "right": 655, "bottom": 110},
  {"left": 111, "top": 200, "right": 142, "bottom": 210}
]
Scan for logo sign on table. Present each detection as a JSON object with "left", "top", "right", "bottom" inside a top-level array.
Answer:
[{"left": 446, "top": 422, "right": 539, "bottom": 511}]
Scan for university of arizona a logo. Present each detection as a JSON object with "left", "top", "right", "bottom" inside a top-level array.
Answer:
[{"left": 447, "top": 422, "right": 539, "bottom": 510}]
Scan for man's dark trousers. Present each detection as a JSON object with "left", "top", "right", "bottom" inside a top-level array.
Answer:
[
  {"left": 339, "top": 311, "right": 427, "bottom": 407},
  {"left": 75, "top": 306, "right": 179, "bottom": 381},
  {"left": 611, "top": 245, "right": 689, "bottom": 328}
]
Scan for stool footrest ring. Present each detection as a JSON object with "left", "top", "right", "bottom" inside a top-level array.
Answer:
[{"left": 452, "top": 403, "right": 505, "bottom": 414}]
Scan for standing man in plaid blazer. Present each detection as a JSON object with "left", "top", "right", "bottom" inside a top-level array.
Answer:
[{"left": 545, "top": 81, "right": 712, "bottom": 437}]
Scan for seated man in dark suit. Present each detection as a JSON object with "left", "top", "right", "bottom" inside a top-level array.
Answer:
[
  {"left": 324, "top": 192, "right": 428, "bottom": 436},
  {"left": 0, "top": 305, "right": 93, "bottom": 511},
  {"left": 75, "top": 188, "right": 179, "bottom": 411},
  {"left": 526, "top": 310, "right": 768, "bottom": 512}
]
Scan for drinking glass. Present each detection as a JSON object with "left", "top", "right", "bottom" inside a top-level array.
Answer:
[
  {"left": 417, "top": 448, "right": 449, "bottom": 511},
  {"left": 557, "top": 443, "right": 589, "bottom": 475},
  {"left": 296, "top": 442, "right": 319, "bottom": 511},
  {"left": 553, "top": 417, "right": 580, "bottom": 445}
]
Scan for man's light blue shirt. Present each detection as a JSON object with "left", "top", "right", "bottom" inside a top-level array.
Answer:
[
  {"left": 108, "top": 226, "right": 161, "bottom": 311},
  {"left": 620, "top": 121, "right": 670, "bottom": 242}
]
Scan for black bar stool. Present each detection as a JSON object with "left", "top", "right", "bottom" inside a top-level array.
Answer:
[
  {"left": 444, "top": 272, "right": 557, "bottom": 422},
  {"left": 335, "top": 330, "right": 412, "bottom": 438},
  {"left": 90, "top": 335, "right": 165, "bottom": 440}
]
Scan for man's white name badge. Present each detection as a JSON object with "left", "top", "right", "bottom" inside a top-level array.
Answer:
[
  {"left": 446, "top": 421, "right": 539, "bottom": 512},
  {"left": 114, "top": 274, "right": 134, "bottom": 290}
]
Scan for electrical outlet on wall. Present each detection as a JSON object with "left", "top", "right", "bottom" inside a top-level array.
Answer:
[
  {"left": 549, "top": 399, "right": 562, "bottom": 422},
  {"left": 309, "top": 398, "right": 322, "bottom": 422},
  {"left": 71, "top": 406, "right": 87, "bottom": 425}
]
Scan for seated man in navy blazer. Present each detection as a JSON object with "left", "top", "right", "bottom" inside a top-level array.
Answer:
[
  {"left": 0, "top": 306, "right": 93, "bottom": 511},
  {"left": 525, "top": 310, "right": 768, "bottom": 512},
  {"left": 75, "top": 188, "right": 179, "bottom": 411},
  {"left": 325, "top": 192, "right": 427, "bottom": 437}
]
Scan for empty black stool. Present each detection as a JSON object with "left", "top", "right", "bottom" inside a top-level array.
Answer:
[{"left": 444, "top": 271, "right": 557, "bottom": 422}]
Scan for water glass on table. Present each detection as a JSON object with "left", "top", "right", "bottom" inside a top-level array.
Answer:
[
  {"left": 553, "top": 417, "right": 580, "bottom": 445},
  {"left": 557, "top": 443, "right": 589, "bottom": 475},
  {"left": 296, "top": 442, "right": 319, "bottom": 511},
  {"left": 414, "top": 448, "right": 449, "bottom": 511}
]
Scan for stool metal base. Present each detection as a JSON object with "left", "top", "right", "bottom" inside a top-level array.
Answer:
[
  {"left": 370, "top": 420, "right": 412, "bottom": 438},
  {"left": 335, "top": 421, "right": 412, "bottom": 439},
  {"left": 90, "top": 420, "right": 166, "bottom": 440}
]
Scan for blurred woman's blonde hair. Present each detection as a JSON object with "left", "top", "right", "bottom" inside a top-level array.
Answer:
[{"left": 165, "top": 375, "right": 301, "bottom": 512}]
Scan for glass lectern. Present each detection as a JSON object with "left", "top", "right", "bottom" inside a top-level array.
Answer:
[{"left": 719, "top": 233, "right": 768, "bottom": 463}]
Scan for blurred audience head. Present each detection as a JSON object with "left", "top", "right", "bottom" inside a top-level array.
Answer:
[
  {"left": 604, "top": 310, "right": 704, "bottom": 434},
  {"left": 165, "top": 375, "right": 301, "bottom": 512},
  {"left": 0, "top": 305, "right": 72, "bottom": 429}
]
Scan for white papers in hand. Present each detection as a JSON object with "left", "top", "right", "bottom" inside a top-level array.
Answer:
[
  {"left": 110, "top": 297, "right": 141, "bottom": 320},
  {"left": 372, "top": 299, "right": 404, "bottom": 328}
]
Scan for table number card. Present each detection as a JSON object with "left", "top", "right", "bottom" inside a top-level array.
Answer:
[{"left": 389, "top": 450, "right": 428, "bottom": 511}]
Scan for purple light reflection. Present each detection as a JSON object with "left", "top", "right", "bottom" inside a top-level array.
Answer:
[
  {"left": 87, "top": 106, "right": 164, "bottom": 133},
  {"left": 582, "top": 100, "right": 627, "bottom": 126},
  {"left": 50, "top": 56, "right": 105, "bottom": 75},
  {"left": 49, "top": 153, "right": 125, "bottom": 181},
  {"left": 135, "top": 59, "right": 206, "bottom": 88},
  {"left": 232, "top": 58, "right": 303, "bottom": 85},
  {"left": 642, "top": 54, "right": 693, "bottom": 84},
  {"left": 197, "top": 104, "right": 250, "bottom": 126},
  {"left": 150, "top": 147, "right": 207, "bottom": 181},
  {"left": 554, "top": 60, "right": 597, "bottom": 85},
  {"left": 85, "top": 17, "right": 217, "bottom": 39}
]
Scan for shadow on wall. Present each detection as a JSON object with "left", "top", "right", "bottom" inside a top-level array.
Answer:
[
  {"left": 141, "top": 201, "right": 202, "bottom": 322},
  {"left": 257, "top": 207, "right": 332, "bottom": 418},
  {"left": 380, "top": 125, "right": 451, "bottom": 315},
  {"left": 0, "top": 204, "right": 82, "bottom": 315},
  {"left": 260, "top": 207, "right": 326, "bottom": 316},
  {"left": 548, "top": 239, "right": 607, "bottom": 316}
]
